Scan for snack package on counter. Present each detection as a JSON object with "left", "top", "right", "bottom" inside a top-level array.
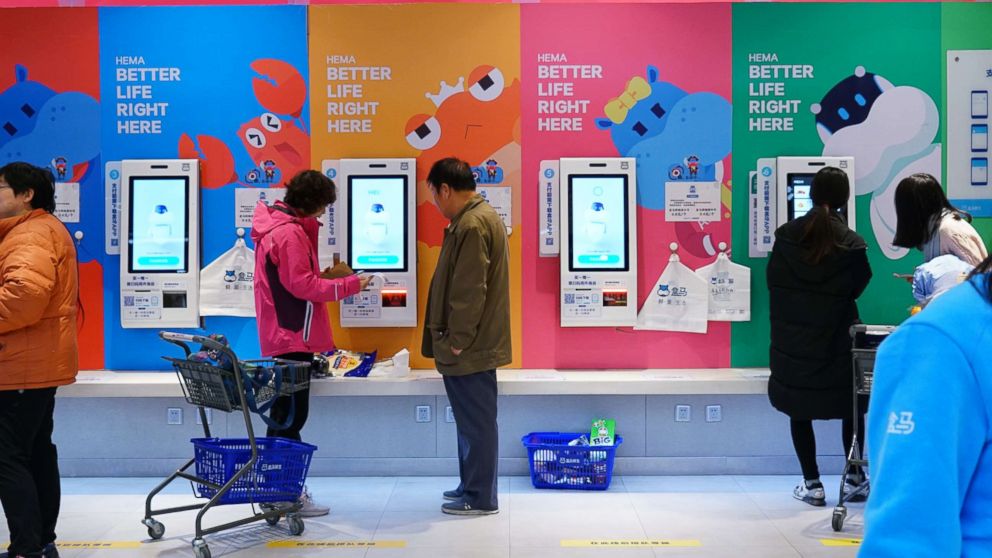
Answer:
[
  {"left": 322, "top": 349, "right": 377, "bottom": 377},
  {"left": 591, "top": 418, "right": 616, "bottom": 446},
  {"left": 369, "top": 348, "right": 411, "bottom": 378}
]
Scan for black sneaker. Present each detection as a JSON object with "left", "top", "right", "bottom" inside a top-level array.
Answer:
[
  {"left": 441, "top": 500, "right": 498, "bottom": 516},
  {"left": 843, "top": 473, "right": 869, "bottom": 503},
  {"left": 42, "top": 544, "right": 58, "bottom": 558},
  {"left": 442, "top": 488, "right": 463, "bottom": 501}
]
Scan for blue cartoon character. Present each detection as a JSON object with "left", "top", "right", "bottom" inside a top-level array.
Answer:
[
  {"left": 596, "top": 66, "right": 732, "bottom": 259},
  {"left": 0, "top": 65, "right": 99, "bottom": 179},
  {"left": 245, "top": 168, "right": 260, "bottom": 183},
  {"left": 224, "top": 270, "right": 237, "bottom": 283},
  {"left": 0, "top": 65, "right": 56, "bottom": 146},
  {"left": 657, "top": 284, "right": 671, "bottom": 298},
  {"left": 686, "top": 155, "right": 699, "bottom": 179},
  {"left": 813, "top": 66, "right": 939, "bottom": 261},
  {"left": 595, "top": 66, "right": 688, "bottom": 156},
  {"left": 810, "top": 66, "right": 891, "bottom": 145},
  {"left": 262, "top": 159, "right": 277, "bottom": 183},
  {"left": 471, "top": 159, "right": 504, "bottom": 185},
  {"left": 52, "top": 156, "right": 67, "bottom": 180}
]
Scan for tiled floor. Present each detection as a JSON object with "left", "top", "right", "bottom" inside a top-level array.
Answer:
[{"left": 3, "top": 476, "right": 865, "bottom": 557}]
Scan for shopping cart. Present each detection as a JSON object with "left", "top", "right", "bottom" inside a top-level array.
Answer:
[
  {"left": 831, "top": 324, "right": 895, "bottom": 532},
  {"left": 142, "top": 332, "right": 315, "bottom": 558}
]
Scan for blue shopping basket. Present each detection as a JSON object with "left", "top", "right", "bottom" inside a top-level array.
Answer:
[
  {"left": 191, "top": 437, "right": 317, "bottom": 505},
  {"left": 522, "top": 432, "right": 622, "bottom": 490}
]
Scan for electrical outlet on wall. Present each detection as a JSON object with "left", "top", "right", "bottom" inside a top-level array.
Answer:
[
  {"left": 195, "top": 408, "right": 213, "bottom": 426},
  {"left": 416, "top": 405, "right": 432, "bottom": 423},
  {"left": 675, "top": 405, "right": 691, "bottom": 422},
  {"left": 167, "top": 408, "right": 183, "bottom": 425},
  {"left": 706, "top": 405, "right": 722, "bottom": 422},
  {"left": 445, "top": 406, "right": 455, "bottom": 423}
]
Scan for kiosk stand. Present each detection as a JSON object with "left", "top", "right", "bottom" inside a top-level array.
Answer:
[{"left": 559, "top": 158, "right": 638, "bottom": 328}]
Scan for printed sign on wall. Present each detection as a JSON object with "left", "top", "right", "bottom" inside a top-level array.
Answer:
[
  {"left": 0, "top": 9, "right": 104, "bottom": 369},
  {"left": 309, "top": 4, "right": 522, "bottom": 368},
  {"left": 100, "top": 5, "right": 309, "bottom": 369},
  {"left": 731, "top": 3, "right": 942, "bottom": 366},
  {"left": 522, "top": 3, "right": 733, "bottom": 369}
]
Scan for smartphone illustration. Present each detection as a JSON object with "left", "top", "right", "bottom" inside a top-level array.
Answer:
[
  {"left": 973, "top": 124, "right": 989, "bottom": 152},
  {"left": 972, "top": 157, "right": 989, "bottom": 186},
  {"left": 973, "top": 90, "right": 989, "bottom": 119}
]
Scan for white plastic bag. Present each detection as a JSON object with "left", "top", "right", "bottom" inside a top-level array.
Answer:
[
  {"left": 636, "top": 249, "right": 709, "bottom": 333},
  {"left": 369, "top": 348, "right": 411, "bottom": 378},
  {"left": 199, "top": 237, "right": 256, "bottom": 317},
  {"left": 695, "top": 251, "right": 751, "bottom": 321}
]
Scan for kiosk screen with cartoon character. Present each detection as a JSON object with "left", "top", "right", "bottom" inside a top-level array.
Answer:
[
  {"left": 348, "top": 176, "right": 408, "bottom": 272},
  {"left": 128, "top": 177, "right": 189, "bottom": 274},
  {"left": 568, "top": 175, "right": 629, "bottom": 272}
]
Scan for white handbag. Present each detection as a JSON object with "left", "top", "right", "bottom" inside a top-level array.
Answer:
[
  {"left": 695, "top": 251, "right": 751, "bottom": 322},
  {"left": 636, "top": 248, "right": 709, "bottom": 333},
  {"left": 199, "top": 237, "right": 256, "bottom": 317}
]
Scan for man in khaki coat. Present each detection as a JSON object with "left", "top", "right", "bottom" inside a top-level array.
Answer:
[
  {"left": 422, "top": 157, "right": 510, "bottom": 515},
  {"left": 0, "top": 162, "right": 78, "bottom": 558}
]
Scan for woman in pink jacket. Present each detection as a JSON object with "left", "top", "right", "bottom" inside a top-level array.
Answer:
[{"left": 251, "top": 170, "right": 367, "bottom": 516}]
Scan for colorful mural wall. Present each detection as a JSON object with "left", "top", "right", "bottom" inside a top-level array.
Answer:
[{"left": 0, "top": 2, "right": 987, "bottom": 370}]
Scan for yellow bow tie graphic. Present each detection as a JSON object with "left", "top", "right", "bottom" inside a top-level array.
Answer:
[{"left": 603, "top": 76, "right": 652, "bottom": 124}]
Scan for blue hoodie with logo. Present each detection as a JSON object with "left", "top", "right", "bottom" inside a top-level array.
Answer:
[{"left": 860, "top": 276, "right": 992, "bottom": 557}]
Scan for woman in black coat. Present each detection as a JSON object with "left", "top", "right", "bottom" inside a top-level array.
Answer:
[{"left": 767, "top": 166, "right": 872, "bottom": 507}]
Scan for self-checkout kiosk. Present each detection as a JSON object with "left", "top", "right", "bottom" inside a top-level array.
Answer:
[
  {"left": 559, "top": 158, "right": 638, "bottom": 327},
  {"left": 338, "top": 158, "right": 417, "bottom": 327},
  {"left": 776, "top": 156, "right": 856, "bottom": 229},
  {"left": 120, "top": 159, "right": 201, "bottom": 329}
]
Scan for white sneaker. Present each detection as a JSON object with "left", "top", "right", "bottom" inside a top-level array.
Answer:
[
  {"left": 297, "top": 487, "right": 330, "bottom": 517},
  {"left": 793, "top": 479, "right": 826, "bottom": 507}
]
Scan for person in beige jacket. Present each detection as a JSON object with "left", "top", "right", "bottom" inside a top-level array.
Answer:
[
  {"left": 0, "top": 162, "right": 78, "bottom": 558},
  {"left": 422, "top": 158, "right": 510, "bottom": 516},
  {"left": 893, "top": 173, "right": 988, "bottom": 266}
]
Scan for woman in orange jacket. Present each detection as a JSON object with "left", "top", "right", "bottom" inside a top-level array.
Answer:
[{"left": 0, "top": 162, "right": 78, "bottom": 558}]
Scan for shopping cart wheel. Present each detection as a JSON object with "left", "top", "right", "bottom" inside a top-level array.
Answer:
[
  {"left": 287, "top": 514, "right": 305, "bottom": 536},
  {"left": 260, "top": 503, "right": 281, "bottom": 526},
  {"left": 831, "top": 506, "right": 847, "bottom": 532},
  {"left": 143, "top": 518, "right": 165, "bottom": 540},
  {"left": 192, "top": 538, "right": 211, "bottom": 558}
]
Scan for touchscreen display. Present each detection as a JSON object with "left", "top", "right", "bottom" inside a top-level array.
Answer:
[
  {"left": 348, "top": 176, "right": 407, "bottom": 272},
  {"left": 128, "top": 177, "right": 189, "bottom": 273},
  {"left": 568, "top": 175, "right": 629, "bottom": 271},
  {"left": 787, "top": 172, "right": 849, "bottom": 223},
  {"left": 787, "top": 173, "right": 815, "bottom": 221}
]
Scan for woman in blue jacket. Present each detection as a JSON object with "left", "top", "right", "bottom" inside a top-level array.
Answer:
[{"left": 860, "top": 258, "right": 992, "bottom": 557}]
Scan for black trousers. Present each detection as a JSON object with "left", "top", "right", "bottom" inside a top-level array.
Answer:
[
  {"left": 790, "top": 417, "right": 865, "bottom": 481},
  {"left": 266, "top": 352, "right": 313, "bottom": 441},
  {"left": 443, "top": 370, "right": 499, "bottom": 510},
  {"left": 0, "top": 387, "right": 60, "bottom": 556}
]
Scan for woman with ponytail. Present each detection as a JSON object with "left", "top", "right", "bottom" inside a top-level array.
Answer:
[{"left": 767, "top": 166, "right": 873, "bottom": 508}]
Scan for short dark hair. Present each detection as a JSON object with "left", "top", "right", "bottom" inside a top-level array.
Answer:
[
  {"left": 0, "top": 162, "right": 56, "bottom": 213},
  {"left": 426, "top": 157, "right": 475, "bottom": 192},
  {"left": 283, "top": 170, "right": 336, "bottom": 216},
  {"left": 892, "top": 173, "right": 967, "bottom": 249}
]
